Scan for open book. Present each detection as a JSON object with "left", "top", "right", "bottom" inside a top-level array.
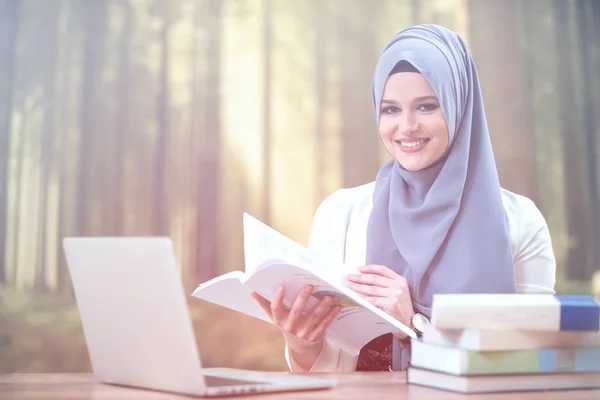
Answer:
[{"left": 191, "top": 213, "right": 415, "bottom": 356}]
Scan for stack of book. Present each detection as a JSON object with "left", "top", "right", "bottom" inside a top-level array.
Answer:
[{"left": 407, "top": 294, "right": 600, "bottom": 393}]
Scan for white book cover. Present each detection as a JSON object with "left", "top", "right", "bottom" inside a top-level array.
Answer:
[
  {"left": 422, "top": 324, "right": 600, "bottom": 351},
  {"left": 430, "top": 293, "right": 600, "bottom": 332}
]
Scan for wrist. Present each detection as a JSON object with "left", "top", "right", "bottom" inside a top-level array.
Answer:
[
  {"left": 392, "top": 310, "right": 416, "bottom": 341},
  {"left": 288, "top": 341, "right": 323, "bottom": 371},
  {"left": 392, "top": 331, "right": 409, "bottom": 341}
]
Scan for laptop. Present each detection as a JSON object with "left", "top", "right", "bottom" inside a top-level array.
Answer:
[{"left": 62, "top": 237, "right": 337, "bottom": 397}]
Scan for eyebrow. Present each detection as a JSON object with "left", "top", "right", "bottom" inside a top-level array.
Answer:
[{"left": 381, "top": 96, "right": 439, "bottom": 104}]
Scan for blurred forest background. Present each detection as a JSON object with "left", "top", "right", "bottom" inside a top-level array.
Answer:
[{"left": 1, "top": 0, "right": 600, "bottom": 373}]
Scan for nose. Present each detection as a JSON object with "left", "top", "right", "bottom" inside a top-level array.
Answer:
[{"left": 398, "top": 110, "right": 419, "bottom": 135}]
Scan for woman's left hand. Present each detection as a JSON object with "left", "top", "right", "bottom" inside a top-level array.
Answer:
[{"left": 346, "top": 264, "right": 414, "bottom": 338}]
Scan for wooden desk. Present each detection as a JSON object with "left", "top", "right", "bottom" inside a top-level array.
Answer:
[{"left": 1, "top": 373, "right": 599, "bottom": 399}]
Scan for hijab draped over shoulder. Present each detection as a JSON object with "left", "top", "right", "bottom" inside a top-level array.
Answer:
[{"left": 366, "top": 25, "right": 517, "bottom": 323}]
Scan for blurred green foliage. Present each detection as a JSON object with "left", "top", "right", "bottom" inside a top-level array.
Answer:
[
  {"left": 554, "top": 280, "right": 592, "bottom": 296},
  {"left": 2, "top": 279, "right": 597, "bottom": 373},
  {"left": 0, "top": 286, "right": 288, "bottom": 373},
  {"left": 0, "top": 287, "right": 90, "bottom": 373}
]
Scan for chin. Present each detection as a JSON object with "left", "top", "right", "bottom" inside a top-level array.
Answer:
[
  {"left": 395, "top": 157, "right": 429, "bottom": 172},
  {"left": 402, "top": 164, "right": 426, "bottom": 172}
]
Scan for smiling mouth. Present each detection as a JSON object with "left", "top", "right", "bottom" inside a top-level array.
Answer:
[
  {"left": 397, "top": 139, "right": 428, "bottom": 147},
  {"left": 394, "top": 138, "right": 430, "bottom": 153}
]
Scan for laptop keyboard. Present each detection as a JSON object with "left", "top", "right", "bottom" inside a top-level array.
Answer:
[{"left": 204, "top": 375, "right": 272, "bottom": 387}]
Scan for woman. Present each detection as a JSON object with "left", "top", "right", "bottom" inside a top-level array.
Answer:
[{"left": 252, "top": 24, "right": 556, "bottom": 373}]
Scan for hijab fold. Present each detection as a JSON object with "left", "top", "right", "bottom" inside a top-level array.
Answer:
[{"left": 365, "top": 25, "right": 517, "bottom": 370}]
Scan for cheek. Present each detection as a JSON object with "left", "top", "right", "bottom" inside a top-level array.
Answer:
[
  {"left": 433, "top": 124, "right": 449, "bottom": 143},
  {"left": 378, "top": 119, "right": 396, "bottom": 141},
  {"left": 428, "top": 117, "right": 449, "bottom": 146}
]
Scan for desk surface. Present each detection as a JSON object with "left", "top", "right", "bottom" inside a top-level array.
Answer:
[{"left": 1, "top": 373, "right": 600, "bottom": 400}]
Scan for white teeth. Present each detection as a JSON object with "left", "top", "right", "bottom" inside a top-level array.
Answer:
[{"left": 399, "top": 139, "right": 427, "bottom": 148}]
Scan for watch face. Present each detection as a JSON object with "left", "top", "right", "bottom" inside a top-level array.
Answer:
[{"left": 412, "top": 313, "right": 429, "bottom": 333}]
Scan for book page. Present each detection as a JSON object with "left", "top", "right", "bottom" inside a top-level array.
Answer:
[
  {"left": 244, "top": 261, "right": 414, "bottom": 354},
  {"left": 325, "top": 301, "right": 408, "bottom": 356},
  {"left": 195, "top": 270, "right": 245, "bottom": 288},
  {"left": 242, "top": 213, "right": 415, "bottom": 351},
  {"left": 243, "top": 213, "right": 326, "bottom": 276},
  {"left": 192, "top": 272, "right": 271, "bottom": 323},
  {"left": 243, "top": 212, "right": 359, "bottom": 291}
]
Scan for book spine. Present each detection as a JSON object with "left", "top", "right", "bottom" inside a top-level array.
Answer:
[
  {"left": 412, "top": 343, "right": 600, "bottom": 375},
  {"left": 463, "top": 348, "right": 600, "bottom": 374},
  {"left": 557, "top": 295, "right": 600, "bottom": 331},
  {"left": 539, "top": 348, "right": 600, "bottom": 373}
]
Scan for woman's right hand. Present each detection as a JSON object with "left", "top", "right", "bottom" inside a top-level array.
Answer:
[{"left": 251, "top": 284, "right": 341, "bottom": 371}]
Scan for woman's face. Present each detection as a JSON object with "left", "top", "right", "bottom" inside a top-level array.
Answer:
[{"left": 378, "top": 72, "right": 449, "bottom": 172}]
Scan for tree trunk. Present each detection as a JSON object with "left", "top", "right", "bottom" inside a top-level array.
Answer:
[
  {"left": 555, "top": 0, "right": 596, "bottom": 281},
  {"left": 190, "top": 1, "right": 201, "bottom": 285},
  {"left": 0, "top": 0, "right": 20, "bottom": 285},
  {"left": 411, "top": 0, "right": 420, "bottom": 24},
  {"left": 520, "top": 0, "right": 569, "bottom": 275},
  {"left": 314, "top": 0, "right": 326, "bottom": 202},
  {"left": 154, "top": 5, "right": 170, "bottom": 235},
  {"left": 55, "top": 0, "right": 78, "bottom": 295},
  {"left": 35, "top": 1, "right": 61, "bottom": 292},
  {"left": 262, "top": 0, "right": 272, "bottom": 224},
  {"left": 77, "top": 0, "right": 107, "bottom": 236},
  {"left": 468, "top": 0, "right": 538, "bottom": 202},
  {"left": 113, "top": 1, "right": 132, "bottom": 236},
  {"left": 9, "top": 109, "right": 27, "bottom": 287},
  {"left": 194, "top": 0, "right": 222, "bottom": 282},
  {"left": 338, "top": 0, "right": 380, "bottom": 188},
  {"left": 577, "top": 0, "right": 600, "bottom": 278}
]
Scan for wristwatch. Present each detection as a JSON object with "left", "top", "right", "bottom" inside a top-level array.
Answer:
[
  {"left": 410, "top": 313, "right": 430, "bottom": 337},
  {"left": 398, "top": 312, "right": 430, "bottom": 347}
]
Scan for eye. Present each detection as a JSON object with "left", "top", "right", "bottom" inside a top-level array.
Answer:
[
  {"left": 417, "top": 103, "right": 439, "bottom": 112},
  {"left": 381, "top": 106, "right": 400, "bottom": 115}
]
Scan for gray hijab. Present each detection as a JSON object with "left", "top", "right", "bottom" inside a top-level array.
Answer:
[{"left": 366, "top": 25, "right": 517, "bottom": 369}]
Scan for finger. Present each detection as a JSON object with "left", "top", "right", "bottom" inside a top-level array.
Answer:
[
  {"left": 346, "top": 272, "right": 394, "bottom": 288},
  {"left": 251, "top": 292, "right": 273, "bottom": 319},
  {"left": 297, "top": 295, "right": 334, "bottom": 337},
  {"left": 357, "top": 264, "right": 403, "bottom": 280},
  {"left": 364, "top": 296, "right": 388, "bottom": 309},
  {"left": 270, "top": 286, "right": 288, "bottom": 324},
  {"left": 347, "top": 282, "right": 391, "bottom": 297},
  {"left": 285, "top": 285, "right": 314, "bottom": 332},
  {"left": 306, "top": 305, "right": 341, "bottom": 342}
]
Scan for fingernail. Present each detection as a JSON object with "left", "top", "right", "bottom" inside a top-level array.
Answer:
[{"left": 304, "top": 285, "right": 313, "bottom": 293}]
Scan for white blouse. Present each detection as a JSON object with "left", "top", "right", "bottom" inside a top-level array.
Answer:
[{"left": 285, "top": 181, "right": 557, "bottom": 372}]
